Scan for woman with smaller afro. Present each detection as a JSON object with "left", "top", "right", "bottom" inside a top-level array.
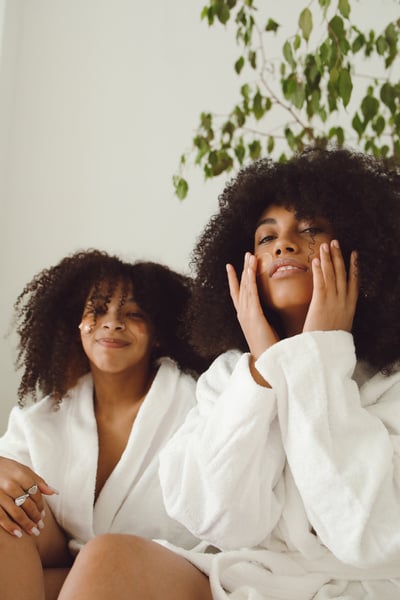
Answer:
[
  {"left": 159, "top": 147, "right": 400, "bottom": 600},
  {"left": 0, "top": 249, "right": 212, "bottom": 600}
]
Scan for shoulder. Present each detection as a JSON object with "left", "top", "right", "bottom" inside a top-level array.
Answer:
[
  {"left": 154, "top": 357, "right": 198, "bottom": 396},
  {"left": 16, "top": 372, "right": 93, "bottom": 424},
  {"left": 197, "top": 349, "right": 244, "bottom": 396}
]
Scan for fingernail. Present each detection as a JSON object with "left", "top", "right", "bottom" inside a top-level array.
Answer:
[
  {"left": 13, "top": 529, "right": 23, "bottom": 538},
  {"left": 48, "top": 486, "right": 59, "bottom": 494},
  {"left": 38, "top": 520, "right": 45, "bottom": 529},
  {"left": 31, "top": 527, "right": 40, "bottom": 536},
  {"left": 41, "top": 510, "right": 46, "bottom": 518},
  {"left": 332, "top": 239, "right": 339, "bottom": 248},
  {"left": 321, "top": 243, "right": 329, "bottom": 252}
]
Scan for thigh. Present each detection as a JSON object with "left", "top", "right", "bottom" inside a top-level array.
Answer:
[
  {"left": 59, "top": 534, "right": 212, "bottom": 600},
  {"left": 44, "top": 568, "right": 71, "bottom": 600},
  {"left": 36, "top": 500, "right": 73, "bottom": 568}
]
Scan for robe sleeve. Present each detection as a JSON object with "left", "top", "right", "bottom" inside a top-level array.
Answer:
[
  {"left": 0, "top": 406, "right": 32, "bottom": 467},
  {"left": 159, "top": 350, "right": 285, "bottom": 550},
  {"left": 256, "top": 330, "right": 400, "bottom": 568}
]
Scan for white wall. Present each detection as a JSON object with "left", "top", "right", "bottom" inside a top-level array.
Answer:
[
  {"left": 0, "top": 0, "right": 398, "bottom": 432},
  {"left": 0, "top": 0, "right": 239, "bottom": 430}
]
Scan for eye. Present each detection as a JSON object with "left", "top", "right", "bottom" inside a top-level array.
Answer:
[
  {"left": 301, "top": 227, "right": 323, "bottom": 236},
  {"left": 257, "top": 234, "right": 276, "bottom": 245},
  {"left": 126, "top": 311, "right": 145, "bottom": 321}
]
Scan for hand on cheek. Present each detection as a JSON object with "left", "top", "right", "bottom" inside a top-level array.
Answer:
[
  {"left": 303, "top": 240, "right": 359, "bottom": 333},
  {"left": 226, "top": 253, "right": 279, "bottom": 361}
]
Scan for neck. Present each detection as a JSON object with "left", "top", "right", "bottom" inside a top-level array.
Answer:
[
  {"left": 91, "top": 365, "right": 156, "bottom": 411},
  {"left": 278, "top": 306, "right": 308, "bottom": 338}
]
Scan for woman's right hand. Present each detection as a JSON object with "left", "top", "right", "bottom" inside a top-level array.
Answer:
[
  {"left": 0, "top": 457, "right": 58, "bottom": 537},
  {"left": 227, "top": 253, "right": 279, "bottom": 386}
]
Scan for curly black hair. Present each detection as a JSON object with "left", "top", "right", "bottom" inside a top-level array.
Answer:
[
  {"left": 187, "top": 147, "right": 400, "bottom": 373},
  {"left": 14, "top": 249, "right": 209, "bottom": 405}
]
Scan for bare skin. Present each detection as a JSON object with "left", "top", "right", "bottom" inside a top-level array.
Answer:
[
  {"left": 0, "top": 284, "right": 171, "bottom": 600},
  {"left": 0, "top": 495, "right": 72, "bottom": 600},
  {"left": 58, "top": 534, "right": 212, "bottom": 600},
  {"left": 227, "top": 205, "right": 359, "bottom": 385}
]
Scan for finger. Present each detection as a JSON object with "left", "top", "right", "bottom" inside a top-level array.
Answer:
[
  {"left": 226, "top": 264, "right": 240, "bottom": 312},
  {"left": 37, "top": 481, "right": 59, "bottom": 497},
  {"left": 330, "top": 239, "right": 347, "bottom": 296},
  {"left": 246, "top": 255, "right": 263, "bottom": 304},
  {"left": 0, "top": 493, "right": 43, "bottom": 537},
  {"left": 12, "top": 479, "right": 46, "bottom": 516},
  {"left": 347, "top": 250, "right": 360, "bottom": 307},
  {"left": 319, "top": 242, "right": 336, "bottom": 291},
  {"left": 311, "top": 256, "right": 324, "bottom": 295}
]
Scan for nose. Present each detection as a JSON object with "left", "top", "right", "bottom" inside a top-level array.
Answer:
[
  {"left": 101, "top": 314, "right": 126, "bottom": 331},
  {"left": 274, "top": 238, "right": 297, "bottom": 256}
]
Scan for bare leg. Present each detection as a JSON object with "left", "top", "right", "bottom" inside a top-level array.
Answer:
[
  {"left": 0, "top": 527, "right": 45, "bottom": 600},
  {"left": 58, "top": 534, "right": 212, "bottom": 600},
  {"left": 44, "top": 568, "right": 71, "bottom": 600},
  {"left": 0, "top": 501, "right": 72, "bottom": 600}
]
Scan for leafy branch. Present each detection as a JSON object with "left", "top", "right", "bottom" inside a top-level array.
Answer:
[{"left": 173, "top": 0, "right": 400, "bottom": 199}]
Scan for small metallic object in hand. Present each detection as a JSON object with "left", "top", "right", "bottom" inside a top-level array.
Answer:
[
  {"left": 14, "top": 482, "right": 38, "bottom": 506},
  {"left": 14, "top": 493, "right": 29, "bottom": 507}
]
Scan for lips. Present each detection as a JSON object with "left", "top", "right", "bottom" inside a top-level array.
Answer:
[
  {"left": 269, "top": 259, "right": 308, "bottom": 278},
  {"left": 96, "top": 337, "right": 129, "bottom": 348}
]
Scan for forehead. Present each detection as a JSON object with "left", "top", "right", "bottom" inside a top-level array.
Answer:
[
  {"left": 256, "top": 204, "right": 297, "bottom": 226},
  {"left": 86, "top": 278, "right": 135, "bottom": 302},
  {"left": 256, "top": 204, "right": 331, "bottom": 229}
]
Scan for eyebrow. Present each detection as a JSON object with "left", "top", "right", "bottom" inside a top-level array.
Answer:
[
  {"left": 88, "top": 294, "right": 137, "bottom": 304},
  {"left": 255, "top": 217, "right": 277, "bottom": 229}
]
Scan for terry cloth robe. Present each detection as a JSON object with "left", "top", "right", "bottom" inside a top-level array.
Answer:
[
  {"left": 159, "top": 331, "right": 400, "bottom": 599},
  {"left": 0, "top": 357, "right": 201, "bottom": 554}
]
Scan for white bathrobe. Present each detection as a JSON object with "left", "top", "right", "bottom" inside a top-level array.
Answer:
[
  {"left": 0, "top": 357, "right": 200, "bottom": 553},
  {"left": 159, "top": 331, "right": 400, "bottom": 599}
]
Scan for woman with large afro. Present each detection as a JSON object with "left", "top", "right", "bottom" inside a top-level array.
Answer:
[
  {"left": 158, "top": 147, "right": 400, "bottom": 600},
  {"left": 0, "top": 249, "right": 213, "bottom": 600}
]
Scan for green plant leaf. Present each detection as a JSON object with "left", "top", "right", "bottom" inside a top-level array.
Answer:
[
  {"left": 234, "top": 140, "right": 246, "bottom": 163},
  {"left": 248, "top": 139, "right": 261, "bottom": 159},
  {"left": 372, "top": 115, "right": 385, "bottom": 136},
  {"left": 352, "top": 32, "right": 365, "bottom": 53},
  {"left": 208, "top": 149, "right": 233, "bottom": 175},
  {"left": 267, "top": 136, "right": 275, "bottom": 153},
  {"left": 338, "top": 0, "right": 350, "bottom": 19},
  {"left": 173, "top": 176, "right": 189, "bottom": 200},
  {"left": 338, "top": 68, "right": 353, "bottom": 106},
  {"left": 217, "top": 3, "right": 230, "bottom": 25},
  {"left": 235, "top": 56, "right": 245, "bottom": 74},
  {"left": 253, "top": 90, "right": 264, "bottom": 119},
  {"left": 380, "top": 82, "right": 397, "bottom": 113},
  {"left": 299, "top": 8, "right": 313, "bottom": 42},
  {"left": 329, "top": 15, "right": 345, "bottom": 40},
  {"left": 361, "top": 94, "right": 379, "bottom": 122},
  {"left": 283, "top": 41, "right": 296, "bottom": 69},
  {"left": 352, "top": 112, "right": 365, "bottom": 137},
  {"left": 265, "top": 18, "right": 279, "bottom": 32}
]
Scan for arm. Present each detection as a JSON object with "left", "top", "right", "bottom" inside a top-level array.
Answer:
[
  {"left": 256, "top": 330, "right": 400, "bottom": 567},
  {"left": 159, "top": 350, "right": 285, "bottom": 550},
  {"left": 0, "top": 407, "right": 58, "bottom": 537}
]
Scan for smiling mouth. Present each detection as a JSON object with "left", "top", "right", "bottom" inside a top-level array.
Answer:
[
  {"left": 270, "top": 262, "right": 308, "bottom": 278},
  {"left": 97, "top": 338, "right": 129, "bottom": 348}
]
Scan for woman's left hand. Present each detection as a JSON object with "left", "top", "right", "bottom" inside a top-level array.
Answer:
[{"left": 303, "top": 240, "right": 359, "bottom": 333}]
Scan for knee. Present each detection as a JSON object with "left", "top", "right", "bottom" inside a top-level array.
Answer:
[
  {"left": 76, "top": 534, "right": 145, "bottom": 567},
  {"left": 0, "top": 525, "right": 38, "bottom": 553}
]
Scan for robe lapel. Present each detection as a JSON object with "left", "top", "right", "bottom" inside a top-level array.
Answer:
[{"left": 93, "top": 360, "right": 179, "bottom": 534}]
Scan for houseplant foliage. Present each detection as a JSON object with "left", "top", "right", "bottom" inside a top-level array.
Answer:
[{"left": 173, "top": 0, "right": 400, "bottom": 199}]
